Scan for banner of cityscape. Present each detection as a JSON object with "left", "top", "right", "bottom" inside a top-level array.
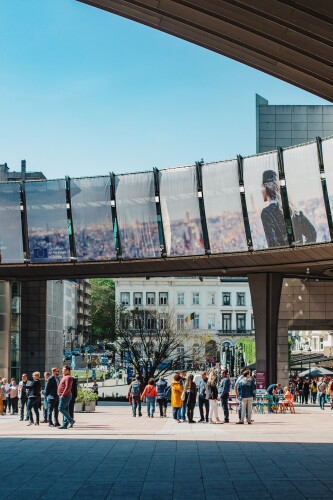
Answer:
[{"left": 0, "top": 137, "right": 332, "bottom": 264}]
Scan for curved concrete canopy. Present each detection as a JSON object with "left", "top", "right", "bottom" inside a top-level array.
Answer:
[{"left": 76, "top": 0, "right": 333, "bottom": 102}]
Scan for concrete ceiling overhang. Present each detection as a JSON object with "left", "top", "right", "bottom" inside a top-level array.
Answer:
[
  {"left": 2, "top": 242, "right": 333, "bottom": 281},
  {"left": 76, "top": 0, "right": 333, "bottom": 101}
]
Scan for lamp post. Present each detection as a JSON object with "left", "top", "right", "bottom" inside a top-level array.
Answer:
[
  {"left": 308, "top": 346, "right": 312, "bottom": 377},
  {"left": 300, "top": 345, "right": 303, "bottom": 371}
]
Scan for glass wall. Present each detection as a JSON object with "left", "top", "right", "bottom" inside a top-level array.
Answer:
[
  {"left": 25, "top": 180, "right": 71, "bottom": 262},
  {"left": 115, "top": 172, "right": 160, "bottom": 259},
  {"left": 70, "top": 177, "right": 116, "bottom": 261},
  {"left": 11, "top": 281, "right": 20, "bottom": 380},
  {"left": 201, "top": 160, "right": 247, "bottom": 253},
  {"left": 159, "top": 167, "right": 205, "bottom": 256},
  {"left": 322, "top": 138, "right": 333, "bottom": 211},
  {"left": 243, "top": 152, "right": 288, "bottom": 249},
  {"left": 283, "top": 142, "right": 330, "bottom": 245},
  {"left": 0, "top": 183, "right": 24, "bottom": 263}
]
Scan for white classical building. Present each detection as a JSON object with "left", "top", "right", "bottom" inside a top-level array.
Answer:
[{"left": 114, "top": 276, "right": 254, "bottom": 367}]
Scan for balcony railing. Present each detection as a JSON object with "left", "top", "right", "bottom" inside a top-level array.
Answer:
[{"left": 217, "top": 329, "right": 254, "bottom": 336}]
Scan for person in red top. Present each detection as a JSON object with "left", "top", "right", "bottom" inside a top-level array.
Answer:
[
  {"left": 141, "top": 378, "right": 157, "bottom": 418},
  {"left": 57, "top": 365, "right": 75, "bottom": 429}
]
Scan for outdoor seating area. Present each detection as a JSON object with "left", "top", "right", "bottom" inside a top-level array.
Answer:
[{"left": 255, "top": 394, "right": 295, "bottom": 414}]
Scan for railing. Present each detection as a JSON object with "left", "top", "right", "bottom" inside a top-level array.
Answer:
[{"left": 217, "top": 329, "right": 254, "bottom": 336}]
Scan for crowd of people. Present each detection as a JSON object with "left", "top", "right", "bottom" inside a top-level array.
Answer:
[
  {"left": 0, "top": 365, "right": 77, "bottom": 428},
  {"left": 289, "top": 376, "right": 333, "bottom": 409}
]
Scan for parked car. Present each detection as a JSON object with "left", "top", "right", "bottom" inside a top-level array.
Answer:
[
  {"left": 84, "top": 345, "right": 96, "bottom": 352},
  {"left": 71, "top": 348, "right": 80, "bottom": 356}
]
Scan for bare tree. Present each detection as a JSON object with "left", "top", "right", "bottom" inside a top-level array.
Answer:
[{"left": 114, "top": 305, "right": 208, "bottom": 385}]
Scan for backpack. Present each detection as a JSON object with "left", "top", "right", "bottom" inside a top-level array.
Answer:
[{"left": 131, "top": 381, "right": 140, "bottom": 397}]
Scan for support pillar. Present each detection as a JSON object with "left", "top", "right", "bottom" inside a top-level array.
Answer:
[
  {"left": 248, "top": 273, "right": 283, "bottom": 387},
  {"left": 0, "top": 281, "right": 12, "bottom": 379}
]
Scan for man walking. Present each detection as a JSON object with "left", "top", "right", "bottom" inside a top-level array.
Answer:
[
  {"left": 57, "top": 365, "right": 75, "bottom": 429},
  {"left": 129, "top": 375, "right": 143, "bottom": 417},
  {"left": 44, "top": 367, "right": 60, "bottom": 426},
  {"left": 18, "top": 374, "right": 30, "bottom": 421},
  {"left": 198, "top": 371, "right": 209, "bottom": 422},
  {"left": 219, "top": 370, "right": 230, "bottom": 423}
]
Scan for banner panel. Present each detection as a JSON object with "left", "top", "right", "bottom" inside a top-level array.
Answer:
[
  {"left": 322, "top": 137, "right": 333, "bottom": 214},
  {"left": 0, "top": 183, "right": 24, "bottom": 263},
  {"left": 243, "top": 152, "right": 288, "bottom": 250},
  {"left": 159, "top": 167, "right": 205, "bottom": 256},
  {"left": 283, "top": 142, "right": 329, "bottom": 245},
  {"left": 25, "top": 180, "right": 71, "bottom": 263},
  {"left": 115, "top": 172, "right": 160, "bottom": 259},
  {"left": 201, "top": 160, "right": 247, "bottom": 253},
  {"left": 71, "top": 177, "right": 116, "bottom": 261}
]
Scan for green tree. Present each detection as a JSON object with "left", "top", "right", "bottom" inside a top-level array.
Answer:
[
  {"left": 237, "top": 338, "right": 256, "bottom": 366},
  {"left": 90, "top": 279, "right": 115, "bottom": 343}
]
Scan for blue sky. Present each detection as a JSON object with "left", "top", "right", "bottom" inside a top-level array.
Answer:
[{"left": 1, "top": 0, "right": 330, "bottom": 179}]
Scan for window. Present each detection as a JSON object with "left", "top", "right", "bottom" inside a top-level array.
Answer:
[
  {"left": 133, "top": 314, "right": 143, "bottom": 330},
  {"left": 177, "top": 314, "right": 185, "bottom": 330},
  {"left": 208, "top": 314, "right": 215, "bottom": 330},
  {"left": 160, "top": 316, "right": 167, "bottom": 330},
  {"left": 192, "top": 343, "right": 199, "bottom": 357},
  {"left": 120, "top": 292, "right": 130, "bottom": 306},
  {"left": 222, "top": 314, "right": 231, "bottom": 332},
  {"left": 146, "top": 292, "right": 155, "bottom": 305},
  {"left": 320, "top": 337, "right": 324, "bottom": 350},
  {"left": 159, "top": 292, "right": 168, "bottom": 305},
  {"left": 251, "top": 314, "right": 255, "bottom": 330},
  {"left": 237, "top": 313, "right": 246, "bottom": 332},
  {"left": 147, "top": 315, "right": 156, "bottom": 330},
  {"left": 121, "top": 318, "right": 130, "bottom": 329},
  {"left": 133, "top": 292, "right": 143, "bottom": 306},
  {"left": 177, "top": 344, "right": 185, "bottom": 363},
  {"left": 237, "top": 292, "right": 245, "bottom": 306},
  {"left": 193, "top": 314, "right": 200, "bottom": 329},
  {"left": 208, "top": 292, "right": 215, "bottom": 305},
  {"left": 177, "top": 292, "right": 185, "bottom": 305},
  {"left": 192, "top": 292, "right": 200, "bottom": 305},
  {"left": 223, "top": 292, "right": 231, "bottom": 306}
]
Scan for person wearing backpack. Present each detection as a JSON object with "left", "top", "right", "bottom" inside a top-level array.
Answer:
[
  {"left": 129, "top": 376, "right": 143, "bottom": 417},
  {"left": 141, "top": 379, "right": 158, "bottom": 417},
  {"left": 156, "top": 376, "right": 169, "bottom": 417}
]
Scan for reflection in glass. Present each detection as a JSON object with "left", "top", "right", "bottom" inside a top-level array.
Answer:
[
  {"left": 243, "top": 152, "right": 288, "bottom": 249},
  {"left": 201, "top": 160, "right": 247, "bottom": 253},
  {"left": 115, "top": 172, "right": 160, "bottom": 259},
  {"left": 0, "top": 183, "right": 24, "bottom": 263},
  {"left": 159, "top": 167, "right": 205, "bottom": 257},
  {"left": 25, "top": 180, "right": 71, "bottom": 262},
  {"left": 283, "top": 143, "right": 329, "bottom": 245},
  {"left": 71, "top": 177, "right": 116, "bottom": 261},
  {"left": 322, "top": 138, "right": 333, "bottom": 215}
]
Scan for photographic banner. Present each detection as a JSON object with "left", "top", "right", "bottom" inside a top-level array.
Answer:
[
  {"left": 283, "top": 142, "right": 330, "bottom": 245},
  {"left": 25, "top": 180, "right": 71, "bottom": 263},
  {"left": 243, "top": 152, "right": 288, "bottom": 250},
  {"left": 0, "top": 183, "right": 24, "bottom": 263},
  {"left": 321, "top": 137, "right": 333, "bottom": 214},
  {"left": 115, "top": 172, "right": 160, "bottom": 259},
  {"left": 70, "top": 177, "right": 116, "bottom": 261},
  {"left": 201, "top": 160, "right": 247, "bottom": 253},
  {"left": 159, "top": 166, "right": 205, "bottom": 257}
]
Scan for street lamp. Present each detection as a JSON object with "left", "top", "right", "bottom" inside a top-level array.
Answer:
[
  {"left": 300, "top": 345, "right": 303, "bottom": 371},
  {"left": 308, "top": 346, "right": 312, "bottom": 377}
]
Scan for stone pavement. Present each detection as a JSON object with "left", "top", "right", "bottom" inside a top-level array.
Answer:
[{"left": 0, "top": 404, "right": 333, "bottom": 500}]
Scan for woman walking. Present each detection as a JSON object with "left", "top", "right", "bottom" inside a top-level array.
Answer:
[
  {"left": 171, "top": 374, "right": 183, "bottom": 423},
  {"left": 26, "top": 372, "right": 41, "bottom": 426},
  {"left": 184, "top": 374, "right": 197, "bottom": 423},
  {"left": 141, "top": 378, "right": 157, "bottom": 418},
  {"left": 310, "top": 380, "right": 317, "bottom": 404},
  {"left": 206, "top": 373, "right": 221, "bottom": 424}
]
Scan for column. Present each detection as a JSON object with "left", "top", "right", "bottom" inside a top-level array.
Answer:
[{"left": 0, "top": 281, "right": 12, "bottom": 379}]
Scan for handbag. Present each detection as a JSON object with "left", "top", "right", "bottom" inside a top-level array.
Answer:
[{"left": 181, "top": 389, "right": 186, "bottom": 401}]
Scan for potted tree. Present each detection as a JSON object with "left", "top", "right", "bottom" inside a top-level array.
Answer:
[
  {"left": 84, "top": 389, "right": 98, "bottom": 412},
  {"left": 75, "top": 388, "right": 85, "bottom": 413}
]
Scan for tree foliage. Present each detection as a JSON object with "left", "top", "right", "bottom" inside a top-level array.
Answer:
[
  {"left": 237, "top": 337, "right": 256, "bottom": 366},
  {"left": 90, "top": 279, "right": 115, "bottom": 343}
]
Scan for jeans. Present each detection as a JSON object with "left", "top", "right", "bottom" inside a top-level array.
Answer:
[
  {"left": 47, "top": 397, "right": 59, "bottom": 424},
  {"left": 198, "top": 396, "right": 209, "bottom": 421},
  {"left": 172, "top": 406, "right": 181, "bottom": 420},
  {"left": 58, "top": 396, "right": 73, "bottom": 426},
  {"left": 319, "top": 393, "right": 326, "bottom": 409},
  {"left": 304, "top": 392, "right": 309, "bottom": 404},
  {"left": 10, "top": 397, "right": 18, "bottom": 414},
  {"left": 157, "top": 398, "right": 167, "bottom": 416},
  {"left": 146, "top": 396, "right": 156, "bottom": 416},
  {"left": 221, "top": 395, "right": 229, "bottom": 422},
  {"left": 132, "top": 396, "right": 142, "bottom": 416},
  {"left": 311, "top": 392, "right": 317, "bottom": 404},
  {"left": 27, "top": 397, "right": 40, "bottom": 424},
  {"left": 3, "top": 397, "right": 10, "bottom": 414},
  {"left": 19, "top": 398, "right": 28, "bottom": 420},
  {"left": 299, "top": 390, "right": 304, "bottom": 404},
  {"left": 241, "top": 397, "right": 253, "bottom": 423},
  {"left": 181, "top": 403, "right": 187, "bottom": 421}
]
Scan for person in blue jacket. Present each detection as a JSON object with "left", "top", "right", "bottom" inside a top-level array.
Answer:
[
  {"left": 236, "top": 370, "right": 256, "bottom": 425},
  {"left": 156, "top": 376, "right": 169, "bottom": 417},
  {"left": 218, "top": 370, "right": 231, "bottom": 423}
]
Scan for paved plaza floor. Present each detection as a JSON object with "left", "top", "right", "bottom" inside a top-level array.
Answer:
[{"left": 0, "top": 404, "right": 333, "bottom": 500}]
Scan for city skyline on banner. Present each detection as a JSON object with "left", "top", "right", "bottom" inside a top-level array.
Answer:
[
  {"left": 0, "top": 0, "right": 331, "bottom": 179},
  {"left": 0, "top": 137, "right": 332, "bottom": 264}
]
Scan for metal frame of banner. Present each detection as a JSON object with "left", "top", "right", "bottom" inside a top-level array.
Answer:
[
  {"left": 65, "top": 177, "right": 77, "bottom": 260},
  {"left": 237, "top": 155, "right": 253, "bottom": 251},
  {"left": 19, "top": 180, "right": 30, "bottom": 262},
  {"left": 153, "top": 167, "right": 167, "bottom": 257},
  {"left": 110, "top": 172, "right": 122, "bottom": 259},
  {"left": 195, "top": 160, "right": 211, "bottom": 255},
  {"left": 316, "top": 136, "right": 333, "bottom": 241},
  {"left": 277, "top": 147, "right": 295, "bottom": 247}
]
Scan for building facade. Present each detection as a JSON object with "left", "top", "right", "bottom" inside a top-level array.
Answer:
[
  {"left": 114, "top": 277, "right": 254, "bottom": 369},
  {"left": 256, "top": 94, "right": 333, "bottom": 154}
]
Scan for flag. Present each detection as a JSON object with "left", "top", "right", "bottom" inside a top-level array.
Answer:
[{"left": 185, "top": 312, "right": 195, "bottom": 323}]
